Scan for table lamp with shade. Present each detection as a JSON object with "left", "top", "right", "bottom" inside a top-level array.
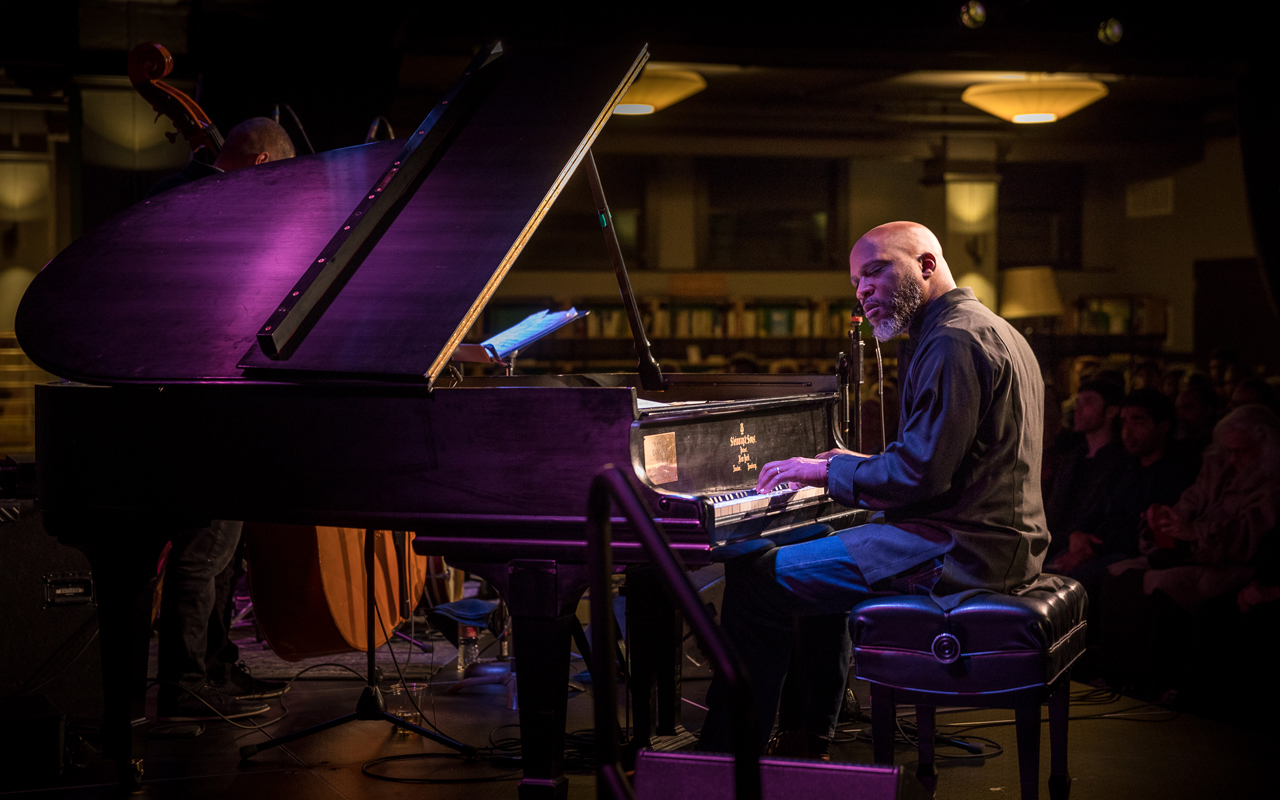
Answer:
[{"left": 999, "top": 266, "right": 1064, "bottom": 336}]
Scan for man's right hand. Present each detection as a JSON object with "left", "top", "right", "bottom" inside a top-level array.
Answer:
[{"left": 757, "top": 457, "right": 829, "bottom": 493}]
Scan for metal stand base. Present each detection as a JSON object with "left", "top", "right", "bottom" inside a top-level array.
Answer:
[{"left": 239, "top": 529, "right": 474, "bottom": 761}]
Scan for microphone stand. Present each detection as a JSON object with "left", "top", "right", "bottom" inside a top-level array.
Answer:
[{"left": 848, "top": 310, "right": 865, "bottom": 452}]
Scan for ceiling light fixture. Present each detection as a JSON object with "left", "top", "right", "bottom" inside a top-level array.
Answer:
[
  {"left": 960, "top": 1, "right": 987, "bottom": 29},
  {"left": 961, "top": 76, "right": 1109, "bottom": 124},
  {"left": 613, "top": 66, "right": 706, "bottom": 115},
  {"left": 1098, "top": 18, "right": 1124, "bottom": 45}
]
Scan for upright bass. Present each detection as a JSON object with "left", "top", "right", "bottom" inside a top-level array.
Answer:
[{"left": 128, "top": 42, "right": 444, "bottom": 659}]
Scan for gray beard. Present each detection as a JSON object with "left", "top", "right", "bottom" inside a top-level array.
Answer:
[{"left": 870, "top": 278, "right": 923, "bottom": 341}]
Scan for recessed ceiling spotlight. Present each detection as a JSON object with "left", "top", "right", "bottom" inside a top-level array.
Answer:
[
  {"left": 961, "top": 1, "right": 987, "bottom": 30},
  {"left": 1098, "top": 18, "right": 1123, "bottom": 45}
]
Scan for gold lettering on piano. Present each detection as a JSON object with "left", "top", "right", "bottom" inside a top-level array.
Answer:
[
  {"left": 643, "top": 432, "right": 679, "bottom": 485},
  {"left": 730, "top": 421, "right": 760, "bottom": 473}
]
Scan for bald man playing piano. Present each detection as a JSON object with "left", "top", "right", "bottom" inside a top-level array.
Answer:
[{"left": 697, "top": 221, "right": 1049, "bottom": 756}]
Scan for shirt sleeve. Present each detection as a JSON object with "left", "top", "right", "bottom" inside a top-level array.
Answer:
[{"left": 827, "top": 332, "right": 985, "bottom": 510}]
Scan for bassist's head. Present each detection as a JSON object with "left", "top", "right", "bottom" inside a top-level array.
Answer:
[{"left": 214, "top": 117, "right": 297, "bottom": 172}]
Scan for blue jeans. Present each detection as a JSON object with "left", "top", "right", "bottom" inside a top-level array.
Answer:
[
  {"left": 698, "top": 529, "right": 940, "bottom": 751},
  {"left": 698, "top": 534, "right": 871, "bottom": 751}
]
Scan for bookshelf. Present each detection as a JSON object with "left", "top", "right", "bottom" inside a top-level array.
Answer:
[{"left": 465, "top": 296, "right": 868, "bottom": 374}]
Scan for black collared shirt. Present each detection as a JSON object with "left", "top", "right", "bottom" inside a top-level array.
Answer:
[{"left": 828, "top": 287, "right": 1049, "bottom": 602}]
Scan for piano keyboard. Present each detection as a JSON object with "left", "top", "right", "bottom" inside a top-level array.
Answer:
[{"left": 708, "top": 484, "right": 826, "bottom": 519}]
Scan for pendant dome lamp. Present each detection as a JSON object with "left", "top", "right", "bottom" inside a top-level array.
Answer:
[
  {"left": 614, "top": 66, "right": 707, "bottom": 115},
  {"left": 961, "top": 76, "right": 1109, "bottom": 124}
]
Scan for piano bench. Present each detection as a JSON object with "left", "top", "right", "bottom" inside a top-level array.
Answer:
[{"left": 849, "top": 575, "right": 1088, "bottom": 800}]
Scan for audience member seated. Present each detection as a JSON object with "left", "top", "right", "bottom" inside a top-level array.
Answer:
[
  {"left": 1173, "top": 372, "right": 1220, "bottom": 463},
  {"left": 1047, "top": 389, "right": 1198, "bottom": 608},
  {"left": 1208, "top": 347, "right": 1243, "bottom": 404},
  {"left": 1044, "top": 378, "right": 1128, "bottom": 562},
  {"left": 1100, "top": 404, "right": 1280, "bottom": 695},
  {"left": 1229, "top": 376, "right": 1280, "bottom": 415},
  {"left": 1057, "top": 355, "right": 1103, "bottom": 432},
  {"left": 1130, "top": 359, "right": 1163, "bottom": 392}
]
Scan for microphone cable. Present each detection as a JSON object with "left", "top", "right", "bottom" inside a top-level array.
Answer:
[
  {"left": 365, "top": 116, "right": 396, "bottom": 143},
  {"left": 874, "top": 337, "right": 886, "bottom": 452},
  {"left": 272, "top": 103, "right": 316, "bottom": 154}
]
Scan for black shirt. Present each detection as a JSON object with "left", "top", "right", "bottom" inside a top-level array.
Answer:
[
  {"left": 1092, "top": 451, "right": 1199, "bottom": 558},
  {"left": 828, "top": 287, "right": 1049, "bottom": 604},
  {"left": 1045, "top": 439, "right": 1128, "bottom": 555}
]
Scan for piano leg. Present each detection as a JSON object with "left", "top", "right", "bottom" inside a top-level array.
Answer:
[
  {"left": 624, "top": 565, "right": 688, "bottom": 752},
  {"left": 461, "top": 560, "right": 590, "bottom": 800},
  {"left": 78, "top": 534, "right": 167, "bottom": 788}
]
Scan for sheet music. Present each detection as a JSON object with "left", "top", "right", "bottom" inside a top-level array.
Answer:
[{"left": 482, "top": 308, "right": 585, "bottom": 359}]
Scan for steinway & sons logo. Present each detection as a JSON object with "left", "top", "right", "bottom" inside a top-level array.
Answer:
[{"left": 731, "top": 422, "right": 758, "bottom": 474}]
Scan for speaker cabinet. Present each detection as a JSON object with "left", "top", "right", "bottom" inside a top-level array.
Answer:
[{"left": 0, "top": 507, "right": 104, "bottom": 725}]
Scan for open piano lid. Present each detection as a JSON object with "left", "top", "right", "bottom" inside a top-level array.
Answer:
[{"left": 15, "top": 43, "right": 647, "bottom": 385}]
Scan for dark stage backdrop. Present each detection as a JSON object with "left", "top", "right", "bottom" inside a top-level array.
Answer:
[{"left": 1193, "top": 258, "right": 1280, "bottom": 373}]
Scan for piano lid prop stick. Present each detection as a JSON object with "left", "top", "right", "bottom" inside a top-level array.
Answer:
[
  {"left": 255, "top": 42, "right": 505, "bottom": 358},
  {"left": 584, "top": 149, "right": 665, "bottom": 391}
]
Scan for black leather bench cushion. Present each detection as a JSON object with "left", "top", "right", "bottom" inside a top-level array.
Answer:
[{"left": 850, "top": 576, "right": 1088, "bottom": 695}]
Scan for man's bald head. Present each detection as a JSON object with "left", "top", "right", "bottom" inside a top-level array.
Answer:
[
  {"left": 849, "top": 221, "right": 957, "bottom": 340},
  {"left": 213, "top": 117, "right": 297, "bottom": 172}
]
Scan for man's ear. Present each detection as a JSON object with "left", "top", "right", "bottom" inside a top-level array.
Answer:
[
  {"left": 253, "top": 152, "right": 270, "bottom": 166},
  {"left": 919, "top": 253, "right": 937, "bottom": 277}
]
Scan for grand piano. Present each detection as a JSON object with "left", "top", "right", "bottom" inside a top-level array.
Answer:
[{"left": 16, "top": 41, "right": 864, "bottom": 796}]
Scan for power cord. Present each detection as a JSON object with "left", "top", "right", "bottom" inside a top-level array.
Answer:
[
  {"left": 148, "top": 661, "right": 372, "bottom": 741},
  {"left": 836, "top": 708, "right": 999, "bottom": 759},
  {"left": 7, "top": 616, "right": 99, "bottom": 700},
  {"left": 376, "top": 600, "right": 462, "bottom": 743}
]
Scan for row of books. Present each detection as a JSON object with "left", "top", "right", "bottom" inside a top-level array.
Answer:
[{"left": 577, "top": 305, "right": 862, "bottom": 340}]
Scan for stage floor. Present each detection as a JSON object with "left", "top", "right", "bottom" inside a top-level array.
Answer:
[{"left": 2, "top": 629, "right": 1272, "bottom": 800}]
